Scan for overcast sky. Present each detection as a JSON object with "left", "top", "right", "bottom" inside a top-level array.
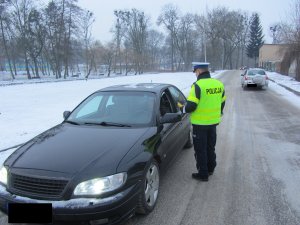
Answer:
[{"left": 76, "top": 0, "right": 292, "bottom": 44}]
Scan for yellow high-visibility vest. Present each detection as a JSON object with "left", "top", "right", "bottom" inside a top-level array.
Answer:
[{"left": 187, "top": 78, "right": 226, "bottom": 125}]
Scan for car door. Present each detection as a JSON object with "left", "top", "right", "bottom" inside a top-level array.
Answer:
[{"left": 157, "top": 88, "right": 183, "bottom": 168}]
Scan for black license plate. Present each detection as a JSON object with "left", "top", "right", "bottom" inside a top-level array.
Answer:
[{"left": 8, "top": 203, "right": 52, "bottom": 223}]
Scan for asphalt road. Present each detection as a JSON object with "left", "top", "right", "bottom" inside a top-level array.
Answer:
[{"left": 1, "top": 70, "right": 300, "bottom": 225}]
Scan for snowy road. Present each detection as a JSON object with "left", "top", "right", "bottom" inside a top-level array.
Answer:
[{"left": 0, "top": 70, "right": 300, "bottom": 225}]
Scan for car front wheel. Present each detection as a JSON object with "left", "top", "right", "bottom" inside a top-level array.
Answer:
[{"left": 136, "top": 160, "right": 160, "bottom": 215}]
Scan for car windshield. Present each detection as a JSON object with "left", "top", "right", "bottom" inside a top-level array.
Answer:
[
  {"left": 67, "top": 91, "right": 155, "bottom": 127},
  {"left": 247, "top": 70, "right": 266, "bottom": 75}
]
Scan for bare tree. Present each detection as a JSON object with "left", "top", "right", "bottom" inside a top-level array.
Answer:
[
  {"left": 80, "top": 10, "right": 94, "bottom": 78},
  {"left": 101, "top": 42, "right": 115, "bottom": 77},
  {"left": 146, "top": 29, "right": 164, "bottom": 71},
  {"left": 115, "top": 9, "right": 149, "bottom": 74},
  {"left": 10, "top": 0, "right": 35, "bottom": 79},
  {"left": 113, "top": 10, "right": 128, "bottom": 74},
  {"left": 279, "top": 0, "right": 300, "bottom": 81},
  {"left": 238, "top": 12, "right": 251, "bottom": 68},
  {"left": 0, "top": 0, "right": 15, "bottom": 79},
  {"left": 27, "top": 8, "right": 46, "bottom": 78},
  {"left": 63, "top": 0, "right": 83, "bottom": 78},
  {"left": 157, "top": 3, "right": 180, "bottom": 72},
  {"left": 221, "top": 10, "right": 247, "bottom": 69},
  {"left": 175, "top": 13, "right": 197, "bottom": 71},
  {"left": 196, "top": 8, "right": 250, "bottom": 69},
  {"left": 194, "top": 14, "right": 208, "bottom": 62},
  {"left": 0, "top": 0, "right": 98, "bottom": 79},
  {"left": 200, "top": 8, "right": 224, "bottom": 68},
  {"left": 44, "top": 1, "right": 61, "bottom": 78}
]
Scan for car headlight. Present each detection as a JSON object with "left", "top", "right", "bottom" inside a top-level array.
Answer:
[
  {"left": 0, "top": 166, "right": 8, "bottom": 185},
  {"left": 73, "top": 172, "right": 127, "bottom": 196}
]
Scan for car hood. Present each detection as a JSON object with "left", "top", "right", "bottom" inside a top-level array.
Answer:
[{"left": 6, "top": 123, "right": 149, "bottom": 176}]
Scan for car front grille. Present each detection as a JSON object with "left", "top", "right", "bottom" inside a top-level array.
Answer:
[{"left": 9, "top": 173, "right": 69, "bottom": 199}]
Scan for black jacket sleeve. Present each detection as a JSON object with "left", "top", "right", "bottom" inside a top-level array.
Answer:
[{"left": 185, "top": 101, "right": 197, "bottom": 113}]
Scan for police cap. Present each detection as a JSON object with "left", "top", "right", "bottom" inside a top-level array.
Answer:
[{"left": 192, "top": 62, "right": 210, "bottom": 72}]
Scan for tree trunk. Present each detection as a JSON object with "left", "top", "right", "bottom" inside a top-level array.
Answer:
[
  {"left": 171, "top": 36, "right": 174, "bottom": 72},
  {"left": 296, "top": 57, "right": 300, "bottom": 82},
  {"left": 24, "top": 52, "right": 31, "bottom": 79},
  {"left": 12, "top": 58, "right": 17, "bottom": 76},
  {"left": 32, "top": 57, "right": 40, "bottom": 78},
  {"left": 236, "top": 47, "right": 240, "bottom": 69},
  {"left": 0, "top": 19, "right": 15, "bottom": 79},
  {"left": 241, "top": 44, "right": 245, "bottom": 67}
]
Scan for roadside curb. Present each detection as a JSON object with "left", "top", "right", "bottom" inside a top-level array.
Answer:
[{"left": 268, "top": 78, "right": 300, "bottom": 97}]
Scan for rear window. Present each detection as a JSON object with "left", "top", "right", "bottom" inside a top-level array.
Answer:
[{"left": 247, "top": 70, "right": 266, "bottom": 75}]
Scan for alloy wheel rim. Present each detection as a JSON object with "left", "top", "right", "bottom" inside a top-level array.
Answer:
[{"left": 144, "top": 163, "right": 159, "bottom": 207}]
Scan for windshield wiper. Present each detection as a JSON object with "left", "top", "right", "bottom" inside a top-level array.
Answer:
[
  {"left": 64, "top": 120, "right": 81, "bottom": 125},
  {"left": 84, "top": 121, "right": 131, "bottom": 127}
]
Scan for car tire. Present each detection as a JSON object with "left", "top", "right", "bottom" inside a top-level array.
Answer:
[
  {"left": 136, "top": 160, "right": 160, "bottom": 215},
  {"left": 184, "top": 125, "right": 193, "bottom": 149}
]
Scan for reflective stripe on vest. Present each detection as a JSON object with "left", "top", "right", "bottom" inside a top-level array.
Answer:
[{"left": 187, "top": 78, "right": 225, "bottom": 125}]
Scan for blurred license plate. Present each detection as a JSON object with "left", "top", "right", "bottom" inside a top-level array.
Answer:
[{"left": 8, "top": 203, "right": 52, "bottom": 223}]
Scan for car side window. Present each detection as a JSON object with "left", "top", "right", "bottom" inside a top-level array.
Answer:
[
  {"left": 160, "top": 91, "right": 175, "bottom": 116},
  {"left": 168, "top": 86, "right": 186, "bottom": 112}
]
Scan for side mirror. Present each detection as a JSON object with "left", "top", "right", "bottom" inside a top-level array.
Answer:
[
  {"left": 63, "top": 111, "right": 71, "bottom": 120},
  {"left": 160, "top": 113, "right": 182, "bottom": 124},
  {"left": 241, "top": 74, "right": 244, "bottom": 76}
]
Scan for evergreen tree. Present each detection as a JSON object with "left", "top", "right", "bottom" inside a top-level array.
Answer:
[{"left": 246, "top": 13, "right": 264, "bottom": 66}]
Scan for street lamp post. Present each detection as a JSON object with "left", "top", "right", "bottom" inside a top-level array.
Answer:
[{"left": 270, "top": 25, "right": 278, "bottom": 44}]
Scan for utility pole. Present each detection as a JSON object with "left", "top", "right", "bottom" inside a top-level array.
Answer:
[
  {"left": 204, "top": 3, "right": 208, "bottom": 62},
  {"left": 204, "top": 32, "right": 207, "bottom": 62},
  {"left": 270, "top": 25, "right": 278, "bottom": 44},
  {"left": 116, "top": 18, "right": 121, "bottom": 74}
]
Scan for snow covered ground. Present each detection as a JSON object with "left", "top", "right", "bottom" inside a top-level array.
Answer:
[
  {"left": 267, "top": 72, "right": 300, "bottom": 93},
  {"left": 266, "top": 72, "right": 300, "bottom": 109},
  {"left": 0, "top": 70, "right": 299, "bottom": 153}
]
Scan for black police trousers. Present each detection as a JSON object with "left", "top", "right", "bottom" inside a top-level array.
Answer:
[{"left": 192, "top": 124, "right": 217, "bottom": 176}]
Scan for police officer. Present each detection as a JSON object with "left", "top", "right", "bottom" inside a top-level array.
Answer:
[{"left": 180, "top": 62, "right": 226, "bottom": 181}]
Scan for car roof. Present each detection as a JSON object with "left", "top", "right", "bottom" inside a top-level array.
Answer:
[
  {"left": 247, "top": 68, "right": 265, "bottom": 71},
  {"left": 98, "top": 83, "right": 172, "bottom": 94}
]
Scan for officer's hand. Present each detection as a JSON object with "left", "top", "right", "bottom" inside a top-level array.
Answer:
[
  {"left": 177, "top": 102, "right": 183, "bottom": 108},
  {"left": 177, "top": 102, "right": 184, "bottom": 113}
]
